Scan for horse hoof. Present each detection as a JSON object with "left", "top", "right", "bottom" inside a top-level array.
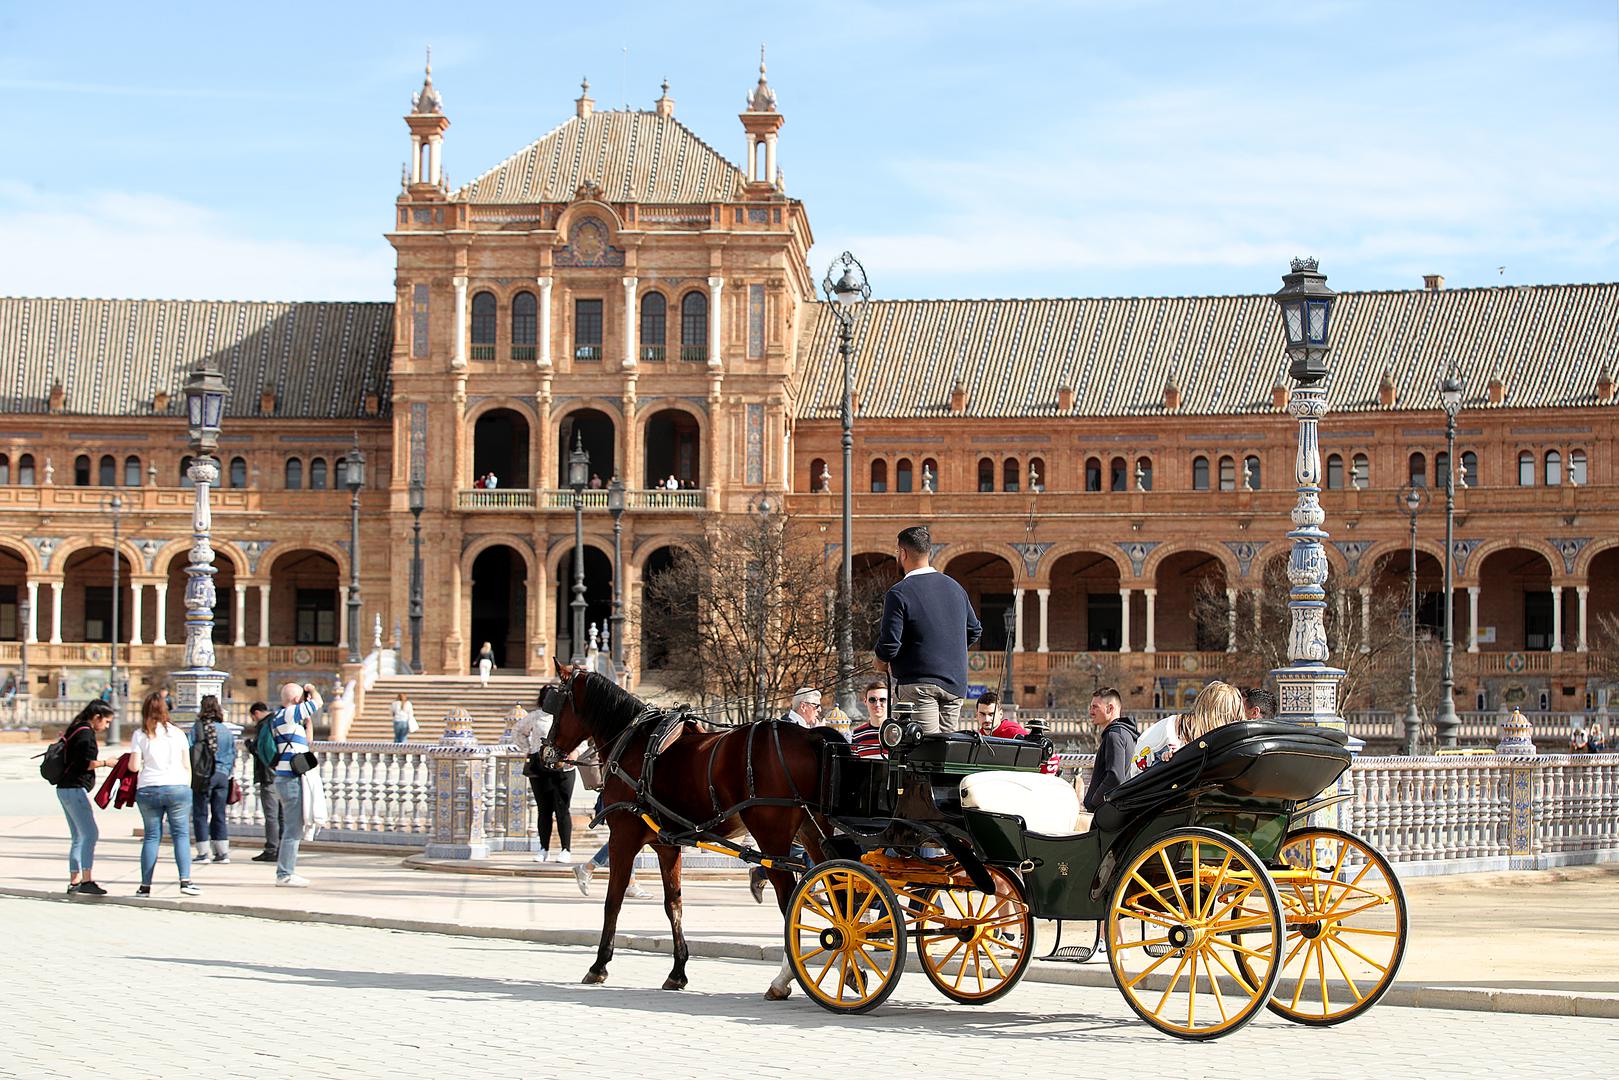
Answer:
[
  {"left": 581, "top": 971, "right": 607, "bottom": 985},
  {"left": 764, "top": 984, "right": 792, "bottom": 1001},
  {"left": 662, "top": 977, "right": 688, "bottom": 991}
]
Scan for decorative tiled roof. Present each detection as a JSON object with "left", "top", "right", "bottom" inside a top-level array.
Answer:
[
  {"left": 454, "top": 110, "right": 746, "bottom": 204},
  {"left": 0, "top": 298, "right": 393, "bottom": 419},
  {"left": 793, "top": 283, "right": 1619, "bottom": 418}
]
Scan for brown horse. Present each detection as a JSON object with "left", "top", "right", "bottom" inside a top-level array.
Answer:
[{"left": 539, "top": 662, "right": 839, "bottom": 996}]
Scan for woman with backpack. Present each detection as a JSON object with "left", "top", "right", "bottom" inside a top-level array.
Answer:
[
  {"left": 189, "top": 695, "right": 236, "bottom": 864},
  {"left": 51, "top": 699, "right": 118, "bottom": 895},
  {"left": 131, "top": 690, "right": 199, "bottom": 896}
]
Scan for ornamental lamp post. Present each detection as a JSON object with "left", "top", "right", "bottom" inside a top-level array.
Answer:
[
  {"left": 1001, "top": 605, "right": 1017, "bottom": 706},
  {"left": 607, "top": 476, "right": 626, "bottom": 679},
  {"left": 1399, "top": 485, "right": 1426, "bottom": 754},
  {"left": 408, "top": 473, "right": 425, "bottom": 674},
  {"left": 174, "top": 361, "right": 229, "bottom": 723},
  {"left": 1435, "top": 363, "right": 1466, "bottom": 747},
  {"left": 1268, "top": 258, "right": 1346, "bottom": 736},
  {"left": 17, "top": 595, "right": 30, "bottom": 726},
  {"left": 342, "top": 438, "right": 366, "bottom": 664},
  {"left": 822, "top": 251, "right": 870, "bottom": 715},
  {"left": 568, "top": 434, "right": 590, "bottom": 666},
  {"left": 106, "top": 494, "right": 124, "bottom": 744}
]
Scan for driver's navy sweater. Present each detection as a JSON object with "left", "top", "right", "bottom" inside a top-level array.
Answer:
[{"left": 875, "top": 570, "right": 982, "bottom": 696}]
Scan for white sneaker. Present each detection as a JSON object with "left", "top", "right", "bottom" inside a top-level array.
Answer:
[
  {"left": 573, "top": 863, "right": 594, "bottom": 896},
  {"left": 554, "top": 849, "right": 572, "bottom": 865},
  {"left": 276, "top": 875, "right": 310, "bottom": 888},
  {"left": 533, "top": 850, "right": 550, "bottom": 863},
  {"left": 628, "top": 881, "right": 651, "bottom": 900}
]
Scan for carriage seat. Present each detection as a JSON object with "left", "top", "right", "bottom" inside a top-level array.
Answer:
[{"left": 959, "top": 771, "right": 1083, "bottom": 837}]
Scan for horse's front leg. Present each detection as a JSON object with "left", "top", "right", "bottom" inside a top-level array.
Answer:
[
  {"left": 584, "top": 827, "right": 640, "bottom": 985},
  {"left": 655, "top": 843, "right": 689, "bottom": 990}
]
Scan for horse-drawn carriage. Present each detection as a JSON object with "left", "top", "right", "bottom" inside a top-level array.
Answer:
[{"left": 541, "top": 668, "right": 1406, "bottom": 1042}]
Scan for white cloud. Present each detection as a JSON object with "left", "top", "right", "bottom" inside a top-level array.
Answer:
[{"left": 0, "top": 183, "right": 390, "bottom": 301}]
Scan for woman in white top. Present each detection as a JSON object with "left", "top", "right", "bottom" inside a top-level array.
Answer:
[
  {"left": 130, "top": 690, "right": 199, "bottom": 896},
  {"left": 1130, "top": 682, "right": 1245, "bottom": 776},
  {"left": 512, "top": 705, "right": 575, "bottom": 864},
  {"left": 391, "top": 693, "right": 416, "bottom": 743},
  {"left": 477, "top": 643, "right": 496, "bottom": 688}
]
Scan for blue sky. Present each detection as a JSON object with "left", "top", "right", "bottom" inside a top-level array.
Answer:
[{"left": 2, "top": 0, "right": 1614, "bottom": 302}]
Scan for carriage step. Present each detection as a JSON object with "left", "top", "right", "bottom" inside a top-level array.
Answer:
[{"left": 1041, "top": 945, "right": 1101, "bottom": 964}]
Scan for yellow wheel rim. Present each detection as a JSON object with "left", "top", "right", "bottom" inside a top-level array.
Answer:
[
  {"left": 1264, "top": 829, "right": 1406, "bottom": 1024},
  {"left": 1108, "top": 830, "right": 1282, "bottom": 1039},
  {"left": 913, "top": 866, "right": 1033, "bottom": 1003},
  {"left": 787, "top": 863, "right": 904, "bottom": 1012}
]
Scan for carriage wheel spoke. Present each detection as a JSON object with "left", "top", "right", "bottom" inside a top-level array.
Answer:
[
  {"left": 1122, "top": 940, "right": 1180, "bottom": 989},
  {"left": 1187, "top": 949, "right": 1199, "bottom": 1029},
  {"left": 1200, "top": 948, "right": 1231, "bottom": 1023},
  {"left": 1113, "top": 935, "right": 1172, "bottom": 952},
  {"left": 1288, "top": 939, "right": 1319, "bottom": 1010},
  {"left": 1158, "top": 849, "right": 1192, "bottom": 917},
  {"left": 1198, "top": 853, "right": 1233, "bottom": 921},
  {"left": 1154, "top": 952, "right": 1191, "bottom": 1015},
  {"left": 1324, "top": 936, "right": 1365, "bottom": 1003},
  {"left": 1332, "top": 934, "right": 1392, "bottom": 973}
]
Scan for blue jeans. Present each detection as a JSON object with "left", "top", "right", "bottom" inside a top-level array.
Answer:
[
  {"left": 136, "top": 785, "right": 194, "bottom": 885},
  {"left": 274, "top": 775, "right": 305, "bottom": 880},
  {"left": 193, "top": 774, "right": 230, "bottom": 845},
  {"left": 57, "top": 787, "right": 99, "bottom": 876},
  {"left": 393, "top": 722, "right": 410, "bottom": 743}
]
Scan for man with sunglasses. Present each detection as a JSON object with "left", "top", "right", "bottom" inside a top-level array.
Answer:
[{"left": 849, "top": 680, "right": 888, "bottom": 758}]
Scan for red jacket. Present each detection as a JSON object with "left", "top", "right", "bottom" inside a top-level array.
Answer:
[{"left": 94, "top": 753, "right": 138, "bottom": 810}]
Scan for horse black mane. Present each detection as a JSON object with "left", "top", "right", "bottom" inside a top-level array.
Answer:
[{"left": 575, "top": 671, "right": 648, "bottom": 743}]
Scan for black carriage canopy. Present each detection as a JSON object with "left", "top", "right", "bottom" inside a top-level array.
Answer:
[{"left": 1092, "top": 721, "right": 1351, "bottom": 833}]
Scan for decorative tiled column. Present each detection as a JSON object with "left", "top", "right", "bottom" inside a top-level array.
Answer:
[
  {"left": 706, "top": 276, "right": 724, "bottom": 367},
  {"left": 426, "top": 707, "right": 491, "bottom": 860},
  {"left": 1119, "top": 587, "right": 1132, "bottom": 654},
  {"left": 536, "top": 276, "right": 554, "bottom": 368},
  {"left": 452, "top": 276, "right": 468, "bottom": 369}
]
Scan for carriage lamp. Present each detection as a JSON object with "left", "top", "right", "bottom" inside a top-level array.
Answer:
[
  {"left": 1272, "top": 257, "right": 1335, "bottom": 385},
  {"left": 183, "top": 361, "right": 228, "bottom": 453},
  {"left": 568, "top": 432, "right": 591, "bottom": 492},
  {"left": 343, "top": 438, "right": 366, "bottom": 493}
]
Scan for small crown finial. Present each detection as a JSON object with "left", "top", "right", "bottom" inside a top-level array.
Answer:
[
  {"left": 1289, "top": 256, "right": 1320, "bottom": 274},
  {"left": 760, "top": 44, "right": 767, "bottom": 74},
  {"left": 581, "top": 76, "right": 590, "bottom": 94},
  {"left": 425, "top": 45, "right": 431, "bottom": 75},
  {"left": 661, "top": 78, "right": 670, "bottom": 95}
]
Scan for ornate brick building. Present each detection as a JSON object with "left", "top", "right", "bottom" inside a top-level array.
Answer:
[{"left": 2, "top": 60, "right": 1616, "bottom": 715}]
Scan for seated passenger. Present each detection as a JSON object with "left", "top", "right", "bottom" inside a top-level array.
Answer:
[
  {"left": 974, "top": 691, "right": 1027, "bottom": 738},
  {"left": 1081, "top": 687, "right": 1137, "bottom": 821},
  {"left": 849, "top": 681, "right": 888, "bottom": 758},
  {"left": 1131, "top": 681, "right": 1245, "bottom": 775},
  {"left": 1242, "top": 686, "right": 1277, "bottom": 721}
]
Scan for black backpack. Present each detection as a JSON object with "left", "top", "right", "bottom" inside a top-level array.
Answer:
[
  {"left": 191, "top": 723, "right": 217, "bottom": 789},
  {"left": 39, "top": 724, "right": 86, "bottom": 785}
]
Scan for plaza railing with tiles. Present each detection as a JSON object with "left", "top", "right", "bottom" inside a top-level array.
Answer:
[{"left": 1024, "top": 709, "right": 1597, "bottom": 751}]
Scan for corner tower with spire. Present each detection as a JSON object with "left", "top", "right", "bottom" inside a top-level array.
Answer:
[
  {"left": 740, "top": 46, "right": 784, "bottom": 189},
  {"left": 405, "top": 49, "right": 450, "bottom": 190}
]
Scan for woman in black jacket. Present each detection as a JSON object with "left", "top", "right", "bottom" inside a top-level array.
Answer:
[{"left": 56, "top": 700, "right": 118, "bottom": 895}]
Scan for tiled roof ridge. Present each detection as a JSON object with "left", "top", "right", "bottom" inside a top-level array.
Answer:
[
  {"left": 452, "top": 114, "right": 578, "bottom": 200},
  {"left": 0, "top": 294, "right": 394, "bottom": 307},
  {"left": 806, "top": 281, "right": 1619, "bottom": 306}
]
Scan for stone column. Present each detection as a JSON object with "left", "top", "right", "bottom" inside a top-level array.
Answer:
[
  {"left": 428, "top": 137, "right": 442, "bottom": 185},
  {"left": 452, "top": 276, "right": 468, "bottom": 369},
  {"left": 258, "top": 584, "right": 271, "bottom": 647},
  {"left": 1143, "top": 587, "right": 1157, "bottom": 654},
  {"left": 25, "top": 581, "right": 38, "bottom": 643},
  {"left": 1036, "top": 588, "right": 1050, "bottom": 653},
  {"left": 1012, "top": 588, "right": 1025, "bottom": 653},
  {"left": 1226, "top": 587, "right": 1239, "bottom": 652},
  {"left": 1467, "top": 586, "right": 1481, "bottom": 654},
  {"left": 1251, "top": 588, "right": 1263, "bottom": 635},
  {"left": 129, "top": 584, "right": 143, "bottom": 646},
  {"left": 153, "top": 583, "right": 168, "bottom": 646},
  {"left": 536, "top": 277, "right": 553, "bottom": 368},
  {"left": 622, "top": 276, "right": 638, "bottom": 368},
  {"left": 765, "top": 133, "right": 778, "bottom": 185},
  {"left": 1359, "top": 587, "right": 1371, "bottom": 654},
  {"left": 233, "top": 583, "right": 247, "bottom": 647},
  {"left": 49, "top": 581, "right": 63, "bottom": 644},
  {"left": 1119, "top": 587, "right": 1133, "bottom": 654},
  {"left": 1576, "top": 585, "right": 1589, "bottom": 653},
  {"left": 1550, "top": 586, "right": 1564, "bottom": 652},
  {"left": 706, "top": 276, "right": 724, "bottom": 367},
  {"left": 338, "top": 585, "right": 350, "bottom": 650}
]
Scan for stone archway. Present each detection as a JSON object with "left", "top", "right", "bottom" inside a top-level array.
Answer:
[
  {"left": 469, "top": 544, "right": 528, "bottom": 671},
  {"left": 558, "top": 408, "right": 616, "bottom": 488},
  {"left": 472, "top": 407, "right": 531, "bottom": 489},
  {"left": 943, "top": 551, "right": 1016, "bottom": 651},
  {"left": 642, "top": 407, "right": 702, "bottom": 488}
]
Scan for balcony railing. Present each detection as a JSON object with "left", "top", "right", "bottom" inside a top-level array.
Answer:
[
  {"left": 470, "top": 343, "right": 495, "bottom": 362},
  {"left": 640, "top": 344, "right": 667, "bottom": 362},
  {"left": 575, "top": 344, "right": 602, "bottom": 362},
  {"left": 679, "top": 344, "right": 708, "bottom": 363},
  {"left": 510, "top": 345, "right": 536, "bottom": 362},
  {"left": 534, "top": 488, "right": 706, "bottom": 511},
  {"left": 456, "top": 488, "right": 537, "bottom": 510}
]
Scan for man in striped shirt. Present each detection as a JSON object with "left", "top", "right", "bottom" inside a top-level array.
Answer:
[
  {"left": 271, "top": 681, "right": 322, "bottom": 887},
  {"left": 848, "top": 680, "right": 888, "bottom": 758}
]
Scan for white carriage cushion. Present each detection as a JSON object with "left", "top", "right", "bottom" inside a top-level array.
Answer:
[{"left": 960, "top": 771, "right": 1083, "bottom": 837}]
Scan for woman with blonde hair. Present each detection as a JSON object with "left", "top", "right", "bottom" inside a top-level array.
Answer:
[
  {"left": 1130, "top": 681, "right": 1247, "bottom": 775},
  {"left": 130, "top": 690, "right": 198, "bottom": 896},
  {"left": 477, "top": 643, "right": 496, "bottom": 688}
]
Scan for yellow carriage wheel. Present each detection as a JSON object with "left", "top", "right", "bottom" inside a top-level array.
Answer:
[
  {"left": 1106, "top": 827, "right": 1283, "bottom": 1041},
  {"left": 785, "top": 859, "right": 908, "bottom": 1014},
  {"left": 914, "top": 865, "right": 1034, "bottom": 1005},
  {"left": 1255, "top": 828, "right": 1407, "bottom": 1025}
]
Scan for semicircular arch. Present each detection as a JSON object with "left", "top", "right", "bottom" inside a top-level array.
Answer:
[
  {"left": 1463, "top": 538, "right": 1562, "bottom": 585},
  {"left": 0, "top": 537, "right": 42, "bottom": 576},
  {"left": 1140, "top": 541, "right": 1239, "bottom": 583},
  {"left": 461, "top": 535, "right": 537, "bottom": 580}
]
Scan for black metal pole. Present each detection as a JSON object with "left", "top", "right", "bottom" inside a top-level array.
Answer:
[
  {"left": 838, "top": 318, "right": 855, "bottom": 713},
  {"left": 110, "top": 498, "right": 122, "bottom": 744},
  {"left": 610, "top": 503, "right": 625, "bottom": 676},
  {"left": 1437, "top": 411, "right": 1459, "bottom": 745},
  {"left": 1404, "top": 504, "right": 1421, "bottom": 754},
  {"left": 570, "top": 489, "right": 586, "bottom": 666},
  {"left": 409, "top": 505, "right": 424, "bottom": 674},
  {"left": 347, "top": 486, "right": 362, "bottom": 663}
]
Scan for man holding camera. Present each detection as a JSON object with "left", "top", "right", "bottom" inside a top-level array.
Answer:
[{"left": 270, "top": 681, "right": 322, "bottom": 887}]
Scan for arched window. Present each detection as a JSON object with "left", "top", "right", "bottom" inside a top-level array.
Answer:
[
  {"left": 1545, "top": 449, "right": 1562, "bottom": 486},
  {"left": 18, "top": 454, "right": 35, "bottom": 485},
  {"left": 123, "top": 455, "right": 141, "bottom": 487},
  {"left": 229, "top": 456, "right": 247, "bottom": 488},
  {"left": 1028, "top": 457, "right": 1045, "bottom": 492},
  {"left": 1461, "top": 450, "right": 1479, "bottom": 487},
  {"left": 334, "top": 456, "right": 348, "bottom": 489},
  {"left": 1570, "top": 449, "right": 1587, "bottom": 486},
  {"left": 0, "top": 454, "right": 8, "bottom": 485},
  {"left": 870, "top": 459, "right": 888, "bottom": 493},
  {"left": 74, "top": 455, "right": 91, "bottom": 486},
  {"left": 921, "top": 457, "right": 938, "bottom": 491},
  {"left": 1517, "top": 450, "right": 1535, "bottom": 486},
  {"left": 179, "top": 455, "right": 194, "bottom": 489},
  {"left": 1003, "top": 458, "right": 1020, "bottom": 492},
  {"left": 469, "top": 290, "right": 497, "bottom": 360},
  {"left": 510, "top": 290, "right": 537, "bottom": 361},
  {"left": 1408, "top": 452, "right": 1427, "bottom": 488},
  {"left": 680, "top": 292, "right": 708, "bottom": 362},
  {"left": 809, "top": 457, "right": 828, "bottom": 492},
  {"left": 1135, "top": 456, "right": 1153, "bottom": 491},
  {"left": 285, "top": 458, "right": 303, "bottom": 489},
  {"left": 977, "top": 458, "right": 994, "bottom": 492},
  {"left": 1435, "top": 451, "right": 1450, "bottom": 490},
  {"left": 1085, "top": 456, "right": 1103, "bottom": 492},
  {"left": 1110, "top": 456, "right": 1128, "bottom": 492},
  {"left": 1351, "top": 453, "right": 1370, "bottom": 489},
  {"left": 98, "top": 455, "right": 116, "bottom": 486},
  {"left": 309, "top": 457, "right": 328, "bottom": 490},
  {"left": 640, "top": 293, "right": 667, "bottom": 361},
  {"left": 1192, "top": 456, "right": 1210, "bottom": 491},
  {"left": 1326, "top": 453, "right": 1344, "bottom": 490},
  {"left": 895, "top": 458, "right": 914, "bottom": 493},
  {"left": 1243, "top": 455, "right": 1261, "bottom": 490},
  {"left": 1218, "top": 456, "right": 1236, "bottom": 491}
]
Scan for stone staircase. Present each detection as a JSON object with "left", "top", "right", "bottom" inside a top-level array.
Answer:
[{"left": 348, "top": 675, "right": 550, "bottom": 744}]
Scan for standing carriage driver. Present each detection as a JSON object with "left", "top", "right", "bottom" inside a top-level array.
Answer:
[{"left": 874, "top": 526, "right": 982, "bottom": 734}]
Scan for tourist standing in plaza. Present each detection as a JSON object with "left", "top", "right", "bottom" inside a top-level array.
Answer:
[
  {"left": 189, "top": 695, "right": 236, "bottom": 864},
  {"left": 270, "top": 681, "right": 322, "bottom": 887},
  {"left": 391, "top": 693, "right": 416, "bottom": 743},
  {"left": 513, "top": 704, "right": 575, "bottom": 864},
  {"left": 131, "top": 691, "right": 198, "bottom": 897},
  {"left": 477, "top": 643, "right": 496, "bottom": 688},
  {"left": 874, "top": 526, "right": 981, "bottom": 733},
  {"left": 245, "top": 702, "right": 282, "bottom": 863},
  {"left": 52, "top": 699, "right": 116, "bottom": 895}
]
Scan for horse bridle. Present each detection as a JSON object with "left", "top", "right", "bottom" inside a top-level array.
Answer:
[{"left": 536, "top": 672, "right": 585, "bottom": 770}]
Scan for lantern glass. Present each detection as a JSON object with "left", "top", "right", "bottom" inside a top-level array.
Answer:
[
  {"left": 607, "top": 476, "right": 625, "bottom": 513},
  {"left": 568, "top": 438, "right": 590, "bottom": 490},
  {"left": 344, "top": 448, "right": 365, "bottom": 492},
  {"left": 1282, "top": 302, "right": 1305, "bottom": 347},
  {"left": 1306, "top": 299, "right": 1330, "bottom": 345},
  {"left": 832, "top": 268, "right": 863, "bottom": 308},
  {"left": 1405, "top": 488, "right": 1421, "bottom": 513},
  {"left": 1002, "top": 606, "right": 1017, "bottom": 637},
  {"left": 203, "top": 391, "right": 225, "bottom": 429}
]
